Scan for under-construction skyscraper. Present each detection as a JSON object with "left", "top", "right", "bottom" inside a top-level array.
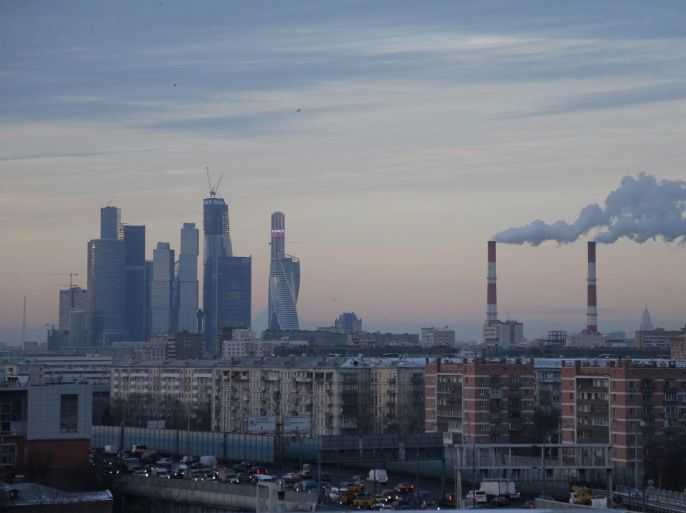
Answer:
[
  {"left": 203, "top": 192, "right": 234, "bottom": 355},
  {"left": 268, "top": 212, "right": 300, "bottom": 331}
]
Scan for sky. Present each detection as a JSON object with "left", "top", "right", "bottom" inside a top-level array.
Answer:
[{"left": 1, "top": 1, "right": 686, "bottom": 344}]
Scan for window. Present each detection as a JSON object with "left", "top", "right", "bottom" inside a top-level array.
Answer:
[
  {"left": 60, "top": 394, "right": 78, "bottom": 433},
  {"left": 0, "top": 444, "right": 16, "bottom": 466}
]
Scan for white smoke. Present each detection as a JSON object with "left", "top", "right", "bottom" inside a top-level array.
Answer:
[{"left": 494, "top": 173, "right": 686, "bottom": 245}]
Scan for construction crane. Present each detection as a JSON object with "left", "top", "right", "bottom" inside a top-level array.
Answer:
[
  {"left": 206, "top": 167, "right": 224, "bottom": 198},
  {"left": 52, "top": 272, "right": 80, "bottom": 309}
]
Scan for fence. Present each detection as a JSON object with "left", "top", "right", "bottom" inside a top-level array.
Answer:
[{"left": 92, "top": 425, "right": 275, "bottom": 462}]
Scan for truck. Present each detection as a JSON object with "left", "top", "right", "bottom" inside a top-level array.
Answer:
[
  {"left": 479, "top": 479, "right": 518, "bottom": 499},
  {"left": 368, "top": 469, "right": 389, "bottom": 484}
]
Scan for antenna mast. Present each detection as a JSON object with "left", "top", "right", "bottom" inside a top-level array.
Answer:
[{"left": 22, "top": 296, "right": 26, "bottom": 344}]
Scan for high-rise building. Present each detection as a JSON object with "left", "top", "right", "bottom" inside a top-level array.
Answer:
[
  {"left": 334, "top": 312, "right": 363, "bottom": 334},
  {"left": 87, "top": 238, "right": 126, "bottom": 345},
  {"left": 268, "top": 212, "right": 300, "bottom": 331},
  {"left": 120, "top": 224, "right": 146, "bottom": 340},
  {"left": 58, "top": 287, "right": 87, "bottom": 330},
  {"left": 144, "top": 260, "right": 153, "bottom": 340},
  {"left": 177, "top": 223, "right": 199, "bottom": 332},
  {"left": 100, "top": 206, "right": 120, "bottom": 240},
  {"left": 203, "top": 194, "right": 233, "bottom": 355},
  {"left": 151, "top": 242, "right": 175, "bottom": 336},
  {"left": 216, "top": 256, "right": 252, "bottom": 334}
]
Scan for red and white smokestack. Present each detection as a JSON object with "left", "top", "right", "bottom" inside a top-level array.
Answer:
[
  {"left": 487, "top": 240, "right": 497, "bottom": 324},
  {"left": 587, "top": 241, "right": 598, "bottom": 333}
]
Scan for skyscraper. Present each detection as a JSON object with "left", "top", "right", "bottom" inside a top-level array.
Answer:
[
  {"left": 120, "top": 224, "right": 146, "bottom": 340},
  {"left": 268, "top": 212, "right": 300, "bottom": 331},
  {"left": 100, "top": 206, "right": 120, "bottom": 240},
  {"left": 87, "top": 238, "right": 126, "bottom": 345},
  {"left": 58, "top": 287, "right": 87, "bottom": 330},
  {"left": 152, "top": 242, "right": 175, "bottom": 336},
  {"left": 203, "top": 194, "right": 233, "bottom": 355},
  {"left": 176, "top": 223, "right": 199, "bottom": 332},
  {"left": 217, "top": 256, "right": 252, "bottom": 332}
]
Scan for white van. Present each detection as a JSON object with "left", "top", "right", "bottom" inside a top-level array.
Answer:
[{"left": 368, "top": 469, "right": 389, "bottom": 484}]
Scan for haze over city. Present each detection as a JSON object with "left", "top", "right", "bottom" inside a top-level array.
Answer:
[{"left": 2, "top": 1, "right": 686, "bottom": 344}]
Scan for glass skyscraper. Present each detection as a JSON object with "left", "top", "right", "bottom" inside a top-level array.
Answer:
[
  {"left": 152, "top": 242, "right": 175, "bottom": 336},
  {"left": 203, "top": 195, "right": 233, "bottom": 355},
  {"left": 120, "top": 224, "right": 146, "bottom": 340},
  {"left": 176, "top": 223, "right": 199, "bottom": 333},
  {"left": 217, "top": 256, "right": 252, "bottom": 332},
  {"left": 87, "top": 238, "right": 126, "bottom": 345},
  {"left": 100, "top": 206, "right": 120, "bottom": 240},
  {"left": 268, "top": 212, "right": 300, "bottom": 331}
]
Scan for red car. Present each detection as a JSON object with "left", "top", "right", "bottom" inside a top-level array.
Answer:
[{"left": 394, "top": 483, "right": 415, "bottom": 494}]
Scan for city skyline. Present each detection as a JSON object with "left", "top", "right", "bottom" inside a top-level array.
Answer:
[{"left": 2, "top": 1, "right": 686, "bottom": 343}]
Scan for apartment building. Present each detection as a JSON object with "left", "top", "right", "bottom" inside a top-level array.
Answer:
[
  {"left": 215, "top": 356, "right": 424, "bottom": 436},
  {"left": 425, "top": 357, "right": 535, "bottom": 444},
  {"left": 0, "top": 354, "right": 112, "bottom": 386},
  {"left": 111, "top": 360, "right": 219, "bottom": 415},
  {"left": 220, "top": 338, "right": 308, "bottom": 358},
  {"left": 561, "top": 359, "right": 686, "bottom": 469},
  {"left": 534, "top": 359, "right": 562, "bottom": 415}
]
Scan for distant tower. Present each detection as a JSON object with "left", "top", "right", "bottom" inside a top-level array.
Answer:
[
  {"left": 100, "top": 206, "right": 120, "bottom": 240},
  {"left": 586, "top": 241, "right": 598, "bottom": 333},
  {"left": 203, "top": 176, "right": 234, "bottom": 355},
  {"left": 177, "top": 223, "right": 199, "bottom": 332},
  {"left": 120, "top": 224, "right": 146, "bottom": 340},
  {"left": 639, "top": 306, "right": 654, "bottom": 332},
  {"left": 151, "top": 242, "right": 175, "bottom": 336},
  {"left": 486, "top": 240, "right": 497, "bottom": 325},
  {"left": 268, "top": 212, "right": 300, "bottom": 331}
]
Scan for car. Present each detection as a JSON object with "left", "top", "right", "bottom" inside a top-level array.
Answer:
[
  {"left": 394, "top": 483, "right": 415, "bottom": 494},
  {"left": 440, "top": 493, "right": 457, "bottom": 507},
  {"left": 466, "top": 490, "right": 488, "bottom": 504},
  {"left": 490, "top": 495, "right": 510, "bottom": 507},
  {"left": 353, "top": 494, "right": 374, "bottom": 509},
  {"left": 281, "top": 472, "right": 298, "bottom": 482},
  {"left": 522, "top": 500, "right": 536, "bottom": 509}
]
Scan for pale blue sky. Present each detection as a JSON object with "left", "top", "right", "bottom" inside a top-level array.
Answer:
[{"left": 2, "top": 1, "right": 686, "bottom": 343}]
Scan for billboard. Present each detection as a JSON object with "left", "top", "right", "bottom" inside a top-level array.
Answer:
[
  {"left": 248, "top": 416, "right": 277, "bottom": 433},
  {"left": 283, "top": 416, "right": 311, "bottom": 434}
]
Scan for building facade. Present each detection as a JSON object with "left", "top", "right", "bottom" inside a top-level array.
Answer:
[
  {"left": 425, "top": 358, "right": 535, "bottom": 444},
  {"left": 216, "top": 256, "right": 252, "bottom": 332},
  {"left": 421, "top": 327, "right": 456, "bottom": 348},
  {"left": 561, "top": 359, "right": 686, "bottom": 469},
  {"left": 120, "top": 224, "right": 147, "bottom": 341},
  {"left": 0, "top": 381, "right": 92, "bottom": 477}
]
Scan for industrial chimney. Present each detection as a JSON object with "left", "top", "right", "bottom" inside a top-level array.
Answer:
[
  {"left": 487, "top": 240, "right": 497, "bottom": 325},
  {"left": 587, "top": 241, "right": 597, "bottom": 333}
]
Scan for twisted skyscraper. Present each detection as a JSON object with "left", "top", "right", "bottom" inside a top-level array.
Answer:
[{"left": 268, "top": 212, "right": 300, "bottom": 331}]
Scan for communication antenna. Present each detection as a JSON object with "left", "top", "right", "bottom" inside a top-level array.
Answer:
[
  {"left": 206, "top": 167, "right": 224, "bottom": 198},
  {"left": 22, "top": 297, "right": 26, "bottom": 344}
]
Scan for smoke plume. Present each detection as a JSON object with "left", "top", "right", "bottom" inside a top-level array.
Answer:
[{"left": 494, "top": 173, "right": 686, "bottom": 245}]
